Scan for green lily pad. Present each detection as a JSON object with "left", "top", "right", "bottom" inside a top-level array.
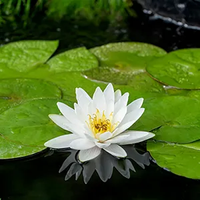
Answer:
[
  {"left": 0, "top": 78, "right": 62, "bottom": 113},
  {"left": 147, "top": 140, "right": 200, "bottom": 179},
  {"left": 0, "top": 40, "right": 58, "bottom": 72},
  {"left": 0, "top": 99, "right": 71, "bottom": 159},
  {"left": 47, "top": 47, "right": 98, "bottom": 72},
  {"left": 85, "top": 42, "right": 167, "bottom": 100},
  {"left": 132, "top": 96, "right": 200, "bottom": 143},
  {"left": 83, "top": 67, "right": 166, "bottom": 99},
  {"left": 147, "top": 49, "right": 200, "bottom": 89},
  {"left": 90, "top": 42, "right": 167, "bottom": 69},
  {"left": 0, "top": 45, "right": 106, "bottom": 101}
]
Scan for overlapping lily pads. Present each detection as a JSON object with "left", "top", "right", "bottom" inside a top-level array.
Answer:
[
  {"left": 84, "top": 42, "right": 167, "bottom": 100},
  {"left": 1, "top": 39, "right": 200, "bottom": 183}
]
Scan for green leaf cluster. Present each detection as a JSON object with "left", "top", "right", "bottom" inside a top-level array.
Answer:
[
  {"left": 1, "top": 40, "right": 200, "bottom": 181},
  {"left": 0, "top": 40, "right": 166, "bottom": 159}
]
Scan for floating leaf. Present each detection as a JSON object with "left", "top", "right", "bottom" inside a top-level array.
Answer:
[
  {"left": 83, "top": 68, "right": 166, "bottom": 100},
  {"left": 90, "top": 42, "right": 167, "bottom": 68},
  {"left": 84, "top": 42, "right": 167, "bottom": 100},
  {"left": 147, "top": 49, "right": 200, "bottom": 89},
  {"left": 0, "top": 40, "right": 58, "bottom": 72},
  {"left": 0, "top": 78, "right": 62, "bottom": 113},
  {"left": 132, "top": 96, "right": 200, "bottom": 143},
  {"left": 0, "top": 99, "right": 72, "bottom": 159},
  {"left": 148, "top": 140, "right": 200, "bottom": 179},
  {"left": 47, "top": 47, "right": 99, "bottom": 72}
]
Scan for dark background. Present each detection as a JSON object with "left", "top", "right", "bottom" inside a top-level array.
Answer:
[{"left": 1, "top": 1, "right": 200, "bottom": 199}]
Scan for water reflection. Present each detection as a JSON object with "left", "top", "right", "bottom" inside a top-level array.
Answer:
[
  {"left": 57, "top": 145, "right": 150, "bottom": 183},
  {"left": 0, "top": 150, "right": 199, "bottom": 199}
]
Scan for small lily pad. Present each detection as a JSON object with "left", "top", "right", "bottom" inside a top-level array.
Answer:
[
  {"left": 147, "top": 49, "right": 200, "bottom": 89},
  {"left": 147, "top": 140, "right": 200, "bottom": 179},
  {"left": 0, "top": 40, "right": 58, "bottom": 72}
]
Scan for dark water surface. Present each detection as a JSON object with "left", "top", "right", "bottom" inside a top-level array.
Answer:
[
  {"left": 1, "top": 3, "right": 200, "bottom": 200},
  {"left": 1, "top": 151, "right": 200, "bottom": 200}
]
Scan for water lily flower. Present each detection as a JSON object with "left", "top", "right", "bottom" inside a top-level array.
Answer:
[{"left": 44, "top": 83, "right": 154, "bottom": 162}]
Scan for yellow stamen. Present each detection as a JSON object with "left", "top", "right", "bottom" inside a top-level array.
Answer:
[{"left": 87, "top": 109, "right": 118, "bottom": 140}]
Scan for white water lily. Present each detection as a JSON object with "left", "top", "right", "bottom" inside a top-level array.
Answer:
[{"left": 45, "top": 83, "right": 155, "bottom": 162}]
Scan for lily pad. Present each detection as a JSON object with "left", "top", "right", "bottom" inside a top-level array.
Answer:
[
  {"left": 83, "top": 67, "right": 166, "bottom": 99},
  {"left": 0, "top": 40, "right": 58, "bottom": 72},
  {"left": 85, "top": 42, "right": 167, "bottom": 100},
  {"left": 0, "top": 78, "right": 62, "bottom": 113},
  {"left": 0, "top": 99, "right": 72, "bottom": 159},
  {"left": 47, "top": 47, "right": 98, "bottom": 72},
  {"left": 147, "top": 49, "right": 200, "bottom": 89},
  {"left": 132, "top": 96, "right": 200, "bottom": 143},
  {"left": 147, "top": 140, "right": 200, "bottom": 179},
  {"left": 90, "top": 42, "right": 167, "bottom": 69}
]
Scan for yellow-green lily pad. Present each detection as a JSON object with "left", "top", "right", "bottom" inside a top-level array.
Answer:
[{"left": 0, "top": 40, "right": 58, "bottom": 73}]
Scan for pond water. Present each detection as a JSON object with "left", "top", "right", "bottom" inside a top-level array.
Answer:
[{"left": 1, "top": 2, "right": 200, "bottom": 200}]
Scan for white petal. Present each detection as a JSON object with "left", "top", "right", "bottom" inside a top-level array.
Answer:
[
  {"left": 74, "top": 103, "right": 86, "bottom": 122},
  {"left": 106, "top": 134, "right": 129, "bottom": 144},
  {"left": 79, "top": 147, "right": 101, "bottom": 162},
  {"left": 103, "top": 144, "right": 127, "bottom": 158},
  {"left": 57, "top": 102, "right": 82, "bottom": 125},
  {"left": 104, "top": 83, "right": 114, "bottom": 99},
  {"left": 127, "top": 98, "right": 144, "bottom": 113},
  {"left": 113, "top": 106, "right": 127, "bottom": 125},
  {"left": 118, "top": 131, "right": 155, "bottom": 145},
  {"left": 44, "top": 134, "right": 79, "bottom": 148},
  {"left": 121, "top": 108, "right": 145, "bottom": 127},
  {"left": 93, "top": 87, "right": 106, "bottom": 113},
  {"left": 95, "top": 141, "right": 111, "bottom": 148},
  {"left": 114, "top": 89, "right": 121, "bottom": 103},
  {"left": 76, "top": 88, "right": 92, "bottom": 113},
  {"left": 69, "top": 138, "right": 95, "bottom": 150},
  {"left": 113, "top": 108, "right": 145, "bottom": 136},
  {"left": 49, "top": 114, "right": 72, "bottom": 132},
  {"left": 104, "top": 83, "right": 114, "bottom": 117},
  {"left": 114, "top": 92, "right": 129, "bottom": 114},
  {"left": 87, "top": 101, "right": 96, "bottom": 116},
  {"left": 98, "top": 131, "right": 112, "bottom": 141},
  {"left": 49, "top": 114, "right": 86, "bottom": 136},
  {"left": 76, "top": 88, "right": 91, "bottom": 106}
]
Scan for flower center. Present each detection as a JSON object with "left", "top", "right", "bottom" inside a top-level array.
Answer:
[{"left": 87, "top": 109, "right": 116, "bottom": 138}]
